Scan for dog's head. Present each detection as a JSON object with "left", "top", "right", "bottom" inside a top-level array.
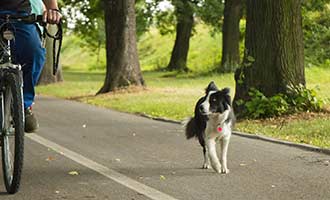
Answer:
[{"left": 199, "top": 81, "right": 231, "bottom": 116}]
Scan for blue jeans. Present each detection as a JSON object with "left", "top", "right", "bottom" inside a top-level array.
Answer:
[{"left": 0, "top": 11, "right": 46, "bottom": 109}]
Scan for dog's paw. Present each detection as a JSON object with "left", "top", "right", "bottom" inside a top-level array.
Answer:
[
  {"left": 221, "top": 168, "right": 230, "bottom": 174},
  {"left": 213, "top": 168, "right": 221, "bottom": 173},
  {"left": 211, "top": 165, "right": 221, "bottom": 173},
  {"left": 202, "top": 164, "right": 210, "bottom": 169}
]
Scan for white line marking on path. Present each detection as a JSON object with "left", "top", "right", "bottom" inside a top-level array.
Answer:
[{"left": 26, "top": 133, "right": 178, "bottom": 200}]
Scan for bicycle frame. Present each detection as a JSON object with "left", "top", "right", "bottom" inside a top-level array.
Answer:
[
  {"left": 0, "top": 23, "right": 22, "bottom": 136},
  {"left": 0, "top": 14, "right": 27, "bottom": 194},
  {"left": 0, "top": 93, "right": 3, "bottom": 134}
]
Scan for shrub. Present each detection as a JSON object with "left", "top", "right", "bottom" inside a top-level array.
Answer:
[
  {"left": 241, "top": 85, "right": 325, "bottom": 119},
  {"left": 286, "top": 84, "right": 324, "bottom": 112},
  {"left": 244, "top": 88, "right": 289, "bottom": 119}
]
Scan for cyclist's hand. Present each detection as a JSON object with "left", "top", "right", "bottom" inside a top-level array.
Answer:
[{"left": 43, "top": 9, "right": 62, "bottom": 24}]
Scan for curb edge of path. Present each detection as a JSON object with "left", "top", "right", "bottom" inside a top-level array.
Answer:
[{"left": 138, "top": 113, "right": 330, "bottom": 156}]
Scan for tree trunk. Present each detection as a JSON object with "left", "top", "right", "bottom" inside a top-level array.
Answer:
[
  {"left": 38, "top": 25, "right": 63, "bottom": 85},
  {"left": 98, "top": 0, "right": 145, "bottom": 94},
  {"left": 167, "top": 0, "right": 194, "bottom": 72},
  {"left": 233, "top": 0, "right": 305, "bottom": 115},
  {"left": 220, "top": 0, "right": 242, "bottom": 73}
]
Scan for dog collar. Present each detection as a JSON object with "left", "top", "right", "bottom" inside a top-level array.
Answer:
[{"left": 217, "top": 126, "right": 223, "bottom": 132}]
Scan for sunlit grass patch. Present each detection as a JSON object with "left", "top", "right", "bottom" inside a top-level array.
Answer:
[
  {"left": 80, "top": 87, "right": 197, "bottom": 120},
  {"left": 236, "top": 112, "right": 330, "bottom": 148}
]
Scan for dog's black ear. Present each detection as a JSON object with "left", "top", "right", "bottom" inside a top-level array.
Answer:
[
  {"left": 205, "top": 81, "right": 218, "bottom": 94},
  {"left": 221, "top": 87, "right": 230, "bottom": 95},
  {"left": 221, "top": 88, "right": 231, "bottom": 106}
]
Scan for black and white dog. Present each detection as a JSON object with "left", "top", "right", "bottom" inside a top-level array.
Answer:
[{"left": 185, "top": 81, "right": 235, "bottom": 174}]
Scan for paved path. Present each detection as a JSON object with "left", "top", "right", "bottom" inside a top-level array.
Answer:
[{"left": 1, "top": 96, "right": 330, "bottom": 200}]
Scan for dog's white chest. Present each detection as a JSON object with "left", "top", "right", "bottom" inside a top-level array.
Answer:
[{"left": 205, "top": 114, "right": 231, "bottom": 140}]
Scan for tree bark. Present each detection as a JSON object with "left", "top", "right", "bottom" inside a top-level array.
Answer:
[
  {"left": 98, "top": 0, "right": 145, "bottom": 94},
  {"left": 166, "top": 0, "right": 194, "bottom": 72},
  {"left": 220, "top": 0, "right": 242, "bottom": 73},
  {"left": 38, "top": 25, "right": 63, "bottom": 85},
  {"left": 233, "top": 0, "right": 305, "bottom": 115}
]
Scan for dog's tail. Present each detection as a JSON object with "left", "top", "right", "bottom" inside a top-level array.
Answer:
[{"left": 183, "top": 117, "right": 197, "bottom": 139}]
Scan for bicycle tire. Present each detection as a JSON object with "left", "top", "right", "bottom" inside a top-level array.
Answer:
[{"left": 1, "top": 71, "right": 24, "bottom": 194}]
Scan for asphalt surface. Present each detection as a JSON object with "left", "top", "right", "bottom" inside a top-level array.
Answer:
[{"left": 0, "top": 96, "right": 330, "bottom": 200}]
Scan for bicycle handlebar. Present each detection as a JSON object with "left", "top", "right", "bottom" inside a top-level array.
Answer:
[
  {"left": 0, "top": 13, "right": 63, "bottom": 75},
  {"left": 0, "top": 14, "right": 53, "bottom": 26}
]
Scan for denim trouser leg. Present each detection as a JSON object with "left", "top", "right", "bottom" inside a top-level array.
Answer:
[{"left": 11, "top": 23, "right": 46, "bottom": 109}]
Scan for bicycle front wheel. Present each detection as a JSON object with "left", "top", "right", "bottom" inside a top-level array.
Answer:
[{"left": 1, "top": 71, "right": 24, "bottom": 194}]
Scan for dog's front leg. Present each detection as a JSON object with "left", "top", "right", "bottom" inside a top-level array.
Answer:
[
  {"left": 220, "top": 137, "right": 230, "bottom": 174},
  {"left": 206, "top": 138, "right": 221, "bottom": 173},
  {"left": 202, "top": 146, "right": 210, "bottom": 169}
]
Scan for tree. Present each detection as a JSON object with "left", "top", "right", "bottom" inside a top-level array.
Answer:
[
  {"left": 220, "top": 0, "right": 242, "bottom": 73},
  {"left": 166, "top": 0, "right": 195, "bottom": 71},
  {"left": 38, "top": 25, "right": 63, "bottom": 85},
  {"left": 97, "top": 0, "right": 145, "bottom": 94},
  {"left": 233, "top": 0, "right": 305, "bottom": 114}
]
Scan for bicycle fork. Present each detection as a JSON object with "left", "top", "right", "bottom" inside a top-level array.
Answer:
[{"left": 0, "top": 92, "right": 4, "bottom": 136}]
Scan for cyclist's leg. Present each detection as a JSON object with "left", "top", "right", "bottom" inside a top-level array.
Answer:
[
  {"left": 11, "top": 22, "right": 46, "bottom": 109},
  {"left": 11, "top": 20, "right": 46, "bottom": 132}
]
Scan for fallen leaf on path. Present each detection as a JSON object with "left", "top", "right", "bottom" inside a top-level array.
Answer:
[
  {"left": 271, "top": 185, "right": 276, "bottom": 188},
  {"left": 46, "top": 156, "right": 55, "bottom": 161},
  {"left": 55, "top": 191, "right": 60, "bottom": 194},
  {"left": 239, "top": 163, "right": 247, "bottom": 166},
  {"left": 82, "top": 124, "right": 87, "bottom": 128},
  {"left": 68, "top": 171, "right": 79, "bottom": 176},
  {"left": 160, "top": 175, "right": 166, "bottom": 180},
  {"left": 115, "top": 158, "right": 121, "bottom": 162}
]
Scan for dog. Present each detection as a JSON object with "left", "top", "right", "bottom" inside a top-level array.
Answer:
[{"left": 185, "top": 81, "right": 235, "bottom": 174}]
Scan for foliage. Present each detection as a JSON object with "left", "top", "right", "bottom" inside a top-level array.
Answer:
[
  {"left": 60, "top": 0, "right": 153, "bottom": 51},
  {"left": 195, "top": 0, "right": 224, "bottom": 33},
  {"left": 61, "top": 0, "right": 105, "bottom": 54},
  {"left": 154, "top": 9, "right": 176, "bottom": 35},
  {"left": 286, "top": 84, "right": 324, "bottom": 112},
  {"left": 239, "top": 85, "right": 325, "bottom": 119},
  {"left": 302, "top": 0, "right": 330, "bottom": 67},
  {"left": 136, "top": 0, "right": 155, "bottom": 37},
  {"left": 239, "top": 88, "right": 289, "bottom": 119},
  {"left": 144, "top": 0, "right": 224, "bottom": 35}
]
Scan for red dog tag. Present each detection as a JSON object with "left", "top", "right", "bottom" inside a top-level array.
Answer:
[{"left": 217, "top": 127, "right": 222, "bottom": 132}]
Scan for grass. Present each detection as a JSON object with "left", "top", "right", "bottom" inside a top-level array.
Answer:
[
  {"left": 236, "top": 113, "right": 330, "bottom": 148},
  {"left": 36, "top": 25, "right": 330, "bottom": 149},
  {"left": 37, "top": 71, "right": 235, "bottom": 120}
]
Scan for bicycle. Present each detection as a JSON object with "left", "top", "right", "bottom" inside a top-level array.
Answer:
[{"left": 0, "top": 13, "right": 62, "bottom": 194}]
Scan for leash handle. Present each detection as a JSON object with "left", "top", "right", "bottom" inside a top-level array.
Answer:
[
  {"left": 44, "top": 22, "right": 62, "bottom": 75},
  {"left": 35, "top": 14, "right": 63, "bottom": 76}
]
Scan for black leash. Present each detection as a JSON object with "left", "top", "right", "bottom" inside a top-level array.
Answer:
[{"left": 42, "top": 21, "right": 63, "bottom": 75}]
